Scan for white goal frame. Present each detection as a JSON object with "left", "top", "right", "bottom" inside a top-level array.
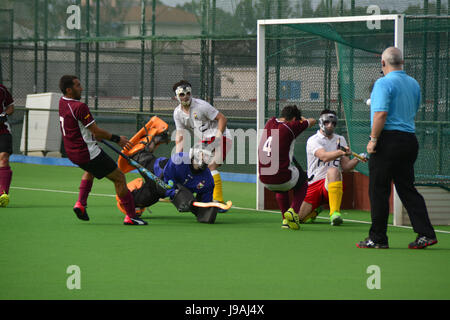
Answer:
[{"left": 256, "top": 14, "right": 405, "bottom": 225}]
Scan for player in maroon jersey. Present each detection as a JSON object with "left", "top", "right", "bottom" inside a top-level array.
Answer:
[
  {"left": 0, "top": 84, "right": 14, "bottom": 207},
  {"left": 258, "top": 105, "right": 316, "bottom": 230},
  {"left": 58, "top": 75, "right": 146, "bottom": 225}
]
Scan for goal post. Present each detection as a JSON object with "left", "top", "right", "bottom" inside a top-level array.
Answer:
[{"left": 256, "top": 15, "right": 405, "bottom": 222}]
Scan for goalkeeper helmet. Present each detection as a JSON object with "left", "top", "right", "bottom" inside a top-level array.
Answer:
[
  {"left": 319, "top": 113, "right": 338, "bottom": 136},
  {"left": 175, "top": 84, "right": 192, "bottom": 107},
  {"left": 189, "top": 142, "right": 214, "bottom": 171}
]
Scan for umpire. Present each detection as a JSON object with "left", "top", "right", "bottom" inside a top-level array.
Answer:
[{"left": 357, "top": 47, "right": 437, "bottom": 249}]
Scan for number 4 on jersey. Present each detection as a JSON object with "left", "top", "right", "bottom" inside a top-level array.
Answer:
[{"left": 262, "top": 136, "right": 273, "bottom": 157}]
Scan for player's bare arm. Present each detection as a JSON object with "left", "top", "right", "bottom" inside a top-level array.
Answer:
[
  {"left": 4, "top": 104, "right": 14, "bottom": 116},
  {"left": 314, "top": 148, "right": 348, "bottom": 163},
  {"left": 88, "top": 122, "right": 132, "bottom": 150},
  {"left": 175, "top": 129, "right": 184, "bottom": 152},
  {"left": 214, "top": 112, "right": 227, "bottom": 138},
  {"left": 302, "top": 117, "right": 316, "bottom": 127},
  {"left": 340, "top": 154, "right": 360, "bottom": 172}
]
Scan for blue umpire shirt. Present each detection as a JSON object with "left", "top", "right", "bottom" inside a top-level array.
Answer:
[
  {"left": 153, "top": 152, "right": 214, "bottom": 203},
  {"left": 370, "top": 70, "right": 421, "bottom": 133}
]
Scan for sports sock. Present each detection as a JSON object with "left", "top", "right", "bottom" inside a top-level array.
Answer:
[
  {"left": 327, "top": 180, "right": 343, "bottom": 216},
  {"left": 78, "top": 179, "right": 93, "bottom": 207},
  {"left": 0, "top": 166, "right": 13, "bottom": 194},
  {"left": 291, "top": 181, "right": 308, "bottom": 213},
  {"left": 211, "top": 170, "right": 224, "bottom": 203},
  {"left": 275, "top": 192, "right": 290, "bottom": 219},
  {"left": 119, "top": 190, "right": 137, "bottom": 218}
]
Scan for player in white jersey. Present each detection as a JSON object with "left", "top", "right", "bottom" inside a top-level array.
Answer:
[
  {"left": 298, "top": 109, "right": 366, "bottom": 226},
  {"left": 172, "top": 80, "right": 232, "bottom": 209}
]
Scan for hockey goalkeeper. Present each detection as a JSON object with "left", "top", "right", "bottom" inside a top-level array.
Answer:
[{"left": 115, "top": 116, "right": 219, "bottom": 224}]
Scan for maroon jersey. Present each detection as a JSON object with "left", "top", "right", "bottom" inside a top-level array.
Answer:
[
  {"left": 59, "top": 96, "right": 101, "bottom": 164},
  {"left": 258, "top": 117, "right": 309, "bottom": 184},
  {"left": 0, "top": 85, "right": 14, "bottom": 135}
]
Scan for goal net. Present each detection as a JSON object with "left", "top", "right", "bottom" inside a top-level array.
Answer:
[{"left": 256, "top": 15, "right": 450, "bottom": 225}]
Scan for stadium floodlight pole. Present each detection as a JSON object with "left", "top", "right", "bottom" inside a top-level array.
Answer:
[{"left": 256, "top": 14, "right": 405, "bottom": 215}]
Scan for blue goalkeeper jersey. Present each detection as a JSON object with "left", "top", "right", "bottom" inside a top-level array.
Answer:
[{"left": 153, "top": 152, "right": 214, "bottom": 202}]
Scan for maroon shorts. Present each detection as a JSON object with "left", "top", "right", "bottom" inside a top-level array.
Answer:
[{"left": 77, "top": 149, "right": 117, "bottom": 179}]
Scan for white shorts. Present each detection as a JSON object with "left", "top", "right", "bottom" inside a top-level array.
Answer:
[{"left": 263, "top": 165, "right": 299, "bottom": 192}]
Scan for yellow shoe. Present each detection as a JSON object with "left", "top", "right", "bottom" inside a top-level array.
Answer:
[
  {"left": 281, "top": 219, "right": 289, "bottom": 229},
  {"left": 0, "top": 192, "right": 9, "bottom": 207},
  {"left": 300, "top": 206, "right": 322, "bottom": 224},
  {"left": 284, "top": 208, "right": 300, "bottom": 230}
]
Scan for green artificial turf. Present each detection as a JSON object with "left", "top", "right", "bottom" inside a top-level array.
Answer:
[{"left": 1, "top": 162, "right": 449, "bottom": 300}]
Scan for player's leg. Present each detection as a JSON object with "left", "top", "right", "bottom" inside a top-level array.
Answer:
[
  {"left": 106, "top": 168, "right": 147, "bottom": 225},
  {"left": 325, "top": 167, "right": 344, "bottom": 226},
  {"left": 209, "top": 137, "right": 232, "bottom": 208},
  {"left": 0, "top": 133, "right": 13, "bottom": 207},
  {"left": 72, "top": 171, "right": 94, "bottom": 220},
  {"left": 298, "top": 179, "right": 323, "bottom": 223}
]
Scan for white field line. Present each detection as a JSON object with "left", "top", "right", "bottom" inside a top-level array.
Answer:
[{"left": 11, "top": 186, "right": 450, "bottom": 235}]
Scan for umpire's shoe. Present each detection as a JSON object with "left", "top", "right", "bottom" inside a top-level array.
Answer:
[
  {"left": 408, "top": 236, "right": 438, "bottom": 249},
  {"left": 356, "top": 238, "right": 389, "bottom": 249},
  {"left": 73, "top": 201, "right": 89, "bottom": 221},
  {"left": 123, "top": 215, "right": 148, "bottom": 225}
]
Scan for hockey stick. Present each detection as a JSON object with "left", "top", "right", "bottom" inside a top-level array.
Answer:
[
  {"left": 192, "top": 200, "right": 232, "bottom": 210},
  {"left": 101, "top": 140, "right": 172, "bottom": 190},
  {"left": 337, "top": 138, "right": 368, "bottom": 162},
  {"left": 159, "top": 198, "right": 232, "bottom": 210}
]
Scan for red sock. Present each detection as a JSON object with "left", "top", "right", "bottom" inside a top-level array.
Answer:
[
  {"left": 119, "top": 190, "right": 137, "bottom": 218},
  {"left": 0, "top": 166, "right": 12, "bottom": 194},
  {"left": 291, "top": 181, "right": 308, "bottom": 213},
  {"left": 78, "top": 179, "right": 93, "bottom": 207},
  {"left": 275, "top": 192, "right": 290, "bottom": 219}
]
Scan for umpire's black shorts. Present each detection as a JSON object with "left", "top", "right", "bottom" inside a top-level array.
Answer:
[
  {"left": 0, "top": 133, "right": 13, "bottom": 155},
  {"left": 78, "top": 149, "right": 118, "bottom": 179}
]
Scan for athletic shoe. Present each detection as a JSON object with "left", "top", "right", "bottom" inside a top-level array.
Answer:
[
  {"left": 408, "top": 236, "right": 438, "bottom": 249},
  {"left": 0, "top": 192, "right": 9, "bottom": 207},
  {"left": 123, "top": 215, "right": 148, "bottom": 225},
  {"left": 330, "top": 211, "right": 343, "bottom": 226},
  {"left": 73, "top": 201, "right": 89, "bottom": 221},
  {"left": 284, "top": 208, "right": 300, "bottom": 230},
  {"left": 356, "top": 238, "right": 389, "bottom": 249},
  {"left": 281, "top": 219, "right": 289, "bottom": 229},
  {"left": 214, "top": 201, "right": 228, "bottom": 213}
]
